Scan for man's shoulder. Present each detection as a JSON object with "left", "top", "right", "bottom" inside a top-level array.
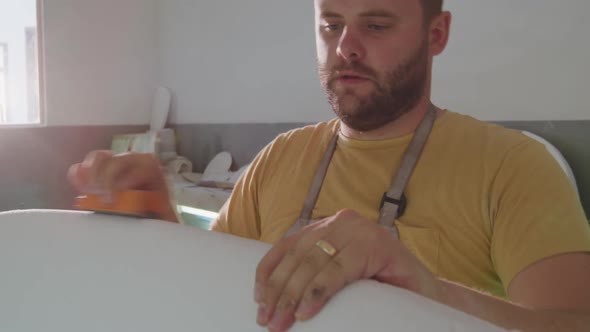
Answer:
[
  {"left": 253, "top": 119, "right": 340, "bottom": 168},
  {"left": 441, "top": 111, "right": 565, "bottom": 186},
  {"left": 442, "top": 111, "right": 535, "bottom": 153}
]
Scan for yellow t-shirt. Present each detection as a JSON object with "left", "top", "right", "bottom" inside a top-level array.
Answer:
[{"left": 212, "top": 111, "right": 590, "bottom": 298}]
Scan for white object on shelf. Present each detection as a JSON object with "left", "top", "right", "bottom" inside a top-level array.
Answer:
[
  {"left": 111, "top": 129, "right": 176, "bottom": 163},
  {"left": 201, "top": 151, "right": 233, "bottom": 182},
  {"left": 0, "top": 210, "right": 505, "bottom": 332},
  {"left": 150, "top": 86, "right": 171, "bottom": 132}
]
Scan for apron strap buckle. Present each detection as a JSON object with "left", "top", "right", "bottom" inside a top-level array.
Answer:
[{"left": 380, "top": 192, "right": 408, "bottom": 218}]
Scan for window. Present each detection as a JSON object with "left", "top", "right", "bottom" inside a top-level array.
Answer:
[{"left": 0, "top": 0, "right": 43, "bottom": 125}]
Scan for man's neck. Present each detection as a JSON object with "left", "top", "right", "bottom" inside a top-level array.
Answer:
[{"left": 339, "top": 100, "right": 444, "bottom": 140}]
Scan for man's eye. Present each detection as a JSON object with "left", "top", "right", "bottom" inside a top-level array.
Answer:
[
  {"left": 324, "top": 24, "right": 341, "bottom": 31},
  {"left": 368, "top": 24, "right": 389, "bottom": 31}
]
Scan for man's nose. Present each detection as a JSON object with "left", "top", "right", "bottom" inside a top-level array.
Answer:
[{"left": 336, "top": 27, "right": 366, "bottom": 62}]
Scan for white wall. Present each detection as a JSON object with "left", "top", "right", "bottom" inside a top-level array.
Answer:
[
  {"left": 157, "top": 0, "right": 329, "bottom": 124},
  {"left": 43, "top": 0, "right": 158, "bottom": 126},
  {"left": 434, "top": 0, "right": 590, "bottom": 121},
  {"left": 33, "top": 0, "right": 590, "bottom": 125},
  {"left": 160, "top": 0, "right": 590, "bottom": 124}
]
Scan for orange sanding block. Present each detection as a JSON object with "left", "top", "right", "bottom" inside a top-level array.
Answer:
[{"left": 75, "top": 190, "right": 177, "bottom": 222}]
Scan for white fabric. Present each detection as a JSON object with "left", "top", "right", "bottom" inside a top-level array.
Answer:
[
  {"left": 164, "top": 156, "right": 193, "bottom": 174},
  {"left": 0, "top": 210, "right": 504, "bottom": 332}
]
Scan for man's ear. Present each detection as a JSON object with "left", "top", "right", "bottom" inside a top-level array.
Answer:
[{"left": 429, "top": 11, "right": 452, "bottom": 56}]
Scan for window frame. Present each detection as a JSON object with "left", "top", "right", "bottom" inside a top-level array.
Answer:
[{"left": 0, "top": 42, "right": 8, "bottom": 123}]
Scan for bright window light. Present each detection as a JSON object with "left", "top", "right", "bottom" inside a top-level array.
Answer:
[
  {"left": 176, "top": 205, "right": 220, "bottom": 220},
  {"left": 0, "top": 0, "right": 43, "bottom": 126}
]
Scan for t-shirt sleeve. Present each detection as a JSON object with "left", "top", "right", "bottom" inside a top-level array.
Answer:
[
  {"left": 490, "top": 138, "right": 590, "bottom": 289},
  {"left": 209, "top": 137, "right": 280, "bottom": 240}
]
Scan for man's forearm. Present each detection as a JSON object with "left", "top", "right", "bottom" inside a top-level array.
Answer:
[{"left": 437, "top": 279, "right": 590, "bottom": 331}]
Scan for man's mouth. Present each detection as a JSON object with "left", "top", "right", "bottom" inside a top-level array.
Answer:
[{"left": 336, "top": 72, "right": 371, "bottom": 84}]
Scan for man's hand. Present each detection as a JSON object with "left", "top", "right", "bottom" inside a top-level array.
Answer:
[
  {"left": 254, "top": 209, "right": 441, "bottom": 332},
  {"left": 68, "top": 150, "right": 178, "bottom": 222}
]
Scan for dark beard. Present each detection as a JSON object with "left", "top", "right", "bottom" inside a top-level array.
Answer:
[{"left": 319, "top": 37, "right": 429, "bottom": 132}]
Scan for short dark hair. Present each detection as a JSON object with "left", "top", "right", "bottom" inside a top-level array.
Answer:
[{"left": 421, "top": 0, "right": 443, "bottom": 21}]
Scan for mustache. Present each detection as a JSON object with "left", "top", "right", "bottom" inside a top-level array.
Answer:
[{"left": 319, "top": 62, "right": 379, "bottom": 84}]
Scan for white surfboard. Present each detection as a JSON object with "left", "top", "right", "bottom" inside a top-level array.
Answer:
[{"left": 0, "top": 210, "right": 504, "bottom": 332}]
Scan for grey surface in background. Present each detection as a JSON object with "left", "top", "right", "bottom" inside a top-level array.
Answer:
[
  {"left": 174, "top": 123, "right": 308, "bottom": 172},
  {"left": 174, "top": 121, "right": 589, "bottom": 218}
]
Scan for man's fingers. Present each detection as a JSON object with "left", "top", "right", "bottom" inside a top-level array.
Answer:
[
  {"left": 100, "top": 157, "right": 135, "bottom": 194},
  {"left": 255, "top": 237, "right": 297, "bottom": 326},
  {"left": 99, "top": 154, "right": 155, "bottom": 192},
  {"left": 266, "top": 240, "right": 337, "bottom": 331},
  {"left": 82, "top": 150, "right": 113, "bottom": 191},
  {"left": 253, "top": 213, "right": 361, "bottom": 331},
  {"left": 255, "top": 236, "right": 298, "bottom": 301},
  {"left": 255, "top": 223, "right": 332, "bottom": 325},
  {"left": 114, "top": 167, "right": 154, "bottom": 192},
  {"left": 295, "top": 242, "right": 364, "bottom": 321},
  {"left": 74, "top": 152, "right": 165, "bottom": 196},
  {"left": 67, "top": 163, "right": 87, "bottom": 192}
]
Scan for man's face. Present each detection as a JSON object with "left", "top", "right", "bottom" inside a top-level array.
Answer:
[{"left": 315, "top": 0, "right": 431, "bottom": 132}]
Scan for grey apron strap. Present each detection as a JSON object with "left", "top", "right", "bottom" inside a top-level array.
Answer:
[
  {"left": 283, "top": 133, "right": 339, "bottom": 237},
  {"left": 284, "top": 104, "right": 437, "bottom": 238},
  {"left": 378, "top": 105, "right": 437, "bottom": 237}
]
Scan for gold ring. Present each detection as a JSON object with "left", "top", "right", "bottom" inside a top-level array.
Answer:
[{"left": 315, "top": 240, "right": 337, "bottom": 257}]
